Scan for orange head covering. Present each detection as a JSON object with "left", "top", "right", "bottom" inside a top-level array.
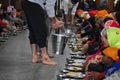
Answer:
[
  {"left": 83, "top": 12, "right": 90, "bottom": 20},
  {"left": 95, "top": 10, "right": 108, "bottom": 18},
  {"left": 104, "top": 14, "right": 115, "bottom": 19},
  {"left": 77, "top": 9, "right": 83, "bottom": 17},
  {"left": 89, "top": 10, "right": 98, "bottom": 17},
  {"left": 77, "top": 10, "right": 90, "bottom": 20},
  {"left": 16, "top": 11, "right": 21, "bottom": 17},
  {"left": 103, "top": 47, "right": 120, "bottom": 62}
]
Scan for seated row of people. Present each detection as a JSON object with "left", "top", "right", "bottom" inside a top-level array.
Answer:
[
  {"left": 74, "top": 9, "right": 120, "bottom": 80},
  {"left": 0, "top": 5, "right": 26, "bottom": 43}
]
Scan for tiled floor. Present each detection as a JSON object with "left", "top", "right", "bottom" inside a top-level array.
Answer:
[{"left": 0, "top": 30, "right": 70, "bottom": 80}]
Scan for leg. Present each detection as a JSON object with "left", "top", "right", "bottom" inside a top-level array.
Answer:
[
  {"left": 70, "top": 2, "right": 79, "bottom": 25},
  {"left": 65, "top": 14, "right": 69, "bottom": 24},
  {"left": 22, "top": 0, "right": 56, "bottom": 65},
  {"left": 31, "top": 44, "right": 39, "bottom": 63},
  {"left": 36, "top": 45, "right": 54, "bottom": 58},
  {"left": 62, "top": 0, "right": 69, "bottom": 25},
  {"left": 70, "top": 14, "right": 74, "bottom": 26}
]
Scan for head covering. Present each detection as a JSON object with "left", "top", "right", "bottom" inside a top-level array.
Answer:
[
  {"left": 83, "top": 12, "right": 90, "bottom": 20},
  {"left": 104, "top": 14, "right": 115, "bottom": 19},
  {"left": 103, "top": 47, "right": 120, "bottom": 62},
  {"left": 77, "top": 10, "right": 90, "bottom": 20},
  {"left": 95, "top": 10, "right": 108, "bottom": 18},
  {"left": 104, "top": 20, "right": 119, "bottom": 29},
  {"left": 89, "top": 10, "right": 98, "bottom": 17},
  {"left": 77, "top": 9, "right": 83, "bottom": 17},
  {"left": 102, "top": 17, "right": 113, "bottom": 24},
  {"left": 107, "top": 28, "right": 120, "bottom": 48},
  {"left": 101, "top": 20, "right": 119, "bottom": 38}
]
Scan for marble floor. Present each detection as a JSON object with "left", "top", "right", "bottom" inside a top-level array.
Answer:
[{"left": 0, "top": 30, "right": 70, "bottom": 80}]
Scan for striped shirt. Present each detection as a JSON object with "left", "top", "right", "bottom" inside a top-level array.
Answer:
[{"left": 28, "top": 0, "right": 56, "bottom": 17}]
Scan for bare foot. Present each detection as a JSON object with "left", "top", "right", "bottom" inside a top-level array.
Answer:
[
  {"left": 32, "top": 55, "right": 39, "bottom": 63},
  {"left": 70, "top": 22, "right": 74, "bottom": 26},
  {"left": 41, "top": 54, "right": 57, "bottom": 65},
  {"left": 42, "top": 59, "right": 57, "bottom": 65}
]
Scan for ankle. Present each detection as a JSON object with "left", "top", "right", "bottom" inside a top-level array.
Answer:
[{"left": 32, "top": 56, "right": 39, "bottom": 63}]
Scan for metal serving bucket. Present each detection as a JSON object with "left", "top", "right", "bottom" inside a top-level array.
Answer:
[
  {"left": 64, "top": 28, "right": 73, "bottom": 37},
  {"left": 52, "top": 33, "right": 68, "bottom": 55}
]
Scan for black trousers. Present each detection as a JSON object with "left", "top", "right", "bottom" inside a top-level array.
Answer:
[{"left": 21, "top": 0, "right": 48, "bottom": 48}]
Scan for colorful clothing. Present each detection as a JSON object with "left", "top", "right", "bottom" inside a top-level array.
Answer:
[
  {"left": 107, "top": 28, "right": 120, "bottom": 48},
  {"left": 105, "top": 62, "right": 120, "bottom": 78}
]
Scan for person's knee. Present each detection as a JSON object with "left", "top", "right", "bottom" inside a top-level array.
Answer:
[{"left": 71, "top": 12, "right": 75, "bottom": 16}]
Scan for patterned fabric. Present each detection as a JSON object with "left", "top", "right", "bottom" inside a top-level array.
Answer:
[
  {"left": 104, "top": 20, "right": 119, "bottom": 29},
  {"left": 85, "top": 45, "right": 104, "bottom": 71}
]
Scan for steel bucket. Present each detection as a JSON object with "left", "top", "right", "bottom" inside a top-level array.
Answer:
[
  {"left": 52, "top": 33, "right": 68, "bottom": 55},
  {"left": 65, "top": 28, "right": 73, "bottom": 37}
]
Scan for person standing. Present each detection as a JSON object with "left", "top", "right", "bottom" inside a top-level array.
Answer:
[
  {"left": 21, "top": 0, "right": 64, "bottom": 65},
  {"left": 61, "top": 0, "right": 79, "bottom": 26}
]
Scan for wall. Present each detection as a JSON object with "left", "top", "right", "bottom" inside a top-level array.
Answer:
[
  {"left": 95, "top": 0, "right": 115, "bottom": 12},
  {"left": 0, "top": 0, "right": 21, "bottom": 10}
]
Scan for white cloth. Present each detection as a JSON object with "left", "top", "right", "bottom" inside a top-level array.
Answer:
[
  {"left": 28, "top": 0, "right": 56, "bottom": 18},
  {"left": 61, "top": 0, "right": 79, "bottom": 15}
]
